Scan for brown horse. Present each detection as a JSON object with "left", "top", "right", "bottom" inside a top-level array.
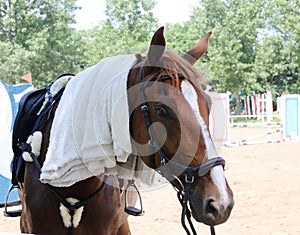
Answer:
[{"left": 17, "top": 27, "right": 233, "bottom": 235}]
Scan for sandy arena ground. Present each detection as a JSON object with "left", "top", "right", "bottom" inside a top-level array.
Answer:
[{"left": 1, "top": 128, "right": 300, "bottom": 235}]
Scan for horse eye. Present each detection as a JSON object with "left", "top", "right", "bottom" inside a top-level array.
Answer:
[{"left": 155, "top": 106, "right": 168, "bottom": 117}]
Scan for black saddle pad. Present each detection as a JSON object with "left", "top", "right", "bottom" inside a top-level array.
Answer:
[
  {"left": 12, "top": 88, "right": 46, "bottom": 156},
  {"left": 11, "top": 88, "right": 47, "bottom": 185}
]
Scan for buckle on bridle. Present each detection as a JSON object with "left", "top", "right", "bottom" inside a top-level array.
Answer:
[
  {"left": 185, "top": 174, "right": 194, "bottom": 184},
  {"left": 140, "top": 104, "right": 148, "bottom": 112},
  {"left": 160, "top": 158, "right": 166, "bottom": 166}
]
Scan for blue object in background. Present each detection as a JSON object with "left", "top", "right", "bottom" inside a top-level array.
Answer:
[
  {"left": 0, "top": 80, "right": 33, "bottom": 203},
  {"left": 285, "top": 97, "right": 299, "bottom": 139}
]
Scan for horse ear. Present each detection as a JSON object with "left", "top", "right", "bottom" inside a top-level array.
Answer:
[
  {"left": 147, "top": 26, "right": 166, "bottom": 65},
  {"left": 183, "top": 32, "right": 212, "bottom": 65}
]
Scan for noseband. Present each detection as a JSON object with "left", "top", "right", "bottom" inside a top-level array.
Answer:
[{"left": 138, "top": 66, "right": 225, "bottom": 235}]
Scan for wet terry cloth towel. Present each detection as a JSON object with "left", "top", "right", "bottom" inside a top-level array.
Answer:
[{"left": 40, "top": 55, "right": 137, "bottom": 187}]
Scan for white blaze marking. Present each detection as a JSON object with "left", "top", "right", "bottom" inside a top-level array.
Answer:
[{"left": 181, "top": 80, "right": 229, "bottom": 204}]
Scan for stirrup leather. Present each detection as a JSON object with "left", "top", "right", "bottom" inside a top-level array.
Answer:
[{"left": 124, "top": 179, "right": 144, "bottom": 216}]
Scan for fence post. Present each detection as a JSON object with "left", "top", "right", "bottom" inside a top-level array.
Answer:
[
  {"left": 208, "top": 92, "right": 230, "bottom": 146},
  {"left": 266, "top": 90, "right": 273, "bottom": 123}
]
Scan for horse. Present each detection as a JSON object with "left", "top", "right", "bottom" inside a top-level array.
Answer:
[{"left": 14, "top": 27, "right": 234, "bottom": 235}]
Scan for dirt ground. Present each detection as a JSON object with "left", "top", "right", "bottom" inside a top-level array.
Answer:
[{"left": 1, "top": 128, "right": 300, "bottom": 235}]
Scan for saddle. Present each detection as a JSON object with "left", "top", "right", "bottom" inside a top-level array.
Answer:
[
  {"left": 11, "top": 73, "right": 74, "bottom": 185},
  {"left": 11, "top": 88, "right": 46, "bottom": 184},
  {"left": 3, "top": 73, "right": 74, "bottom": 217}
]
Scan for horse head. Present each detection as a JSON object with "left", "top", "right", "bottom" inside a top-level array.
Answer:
[{"left": 128, "top": 27, "right": 234, "bottom": 228}]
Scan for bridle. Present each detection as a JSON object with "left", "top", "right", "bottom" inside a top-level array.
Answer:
[{"left": 137, "top": 65, "right": 226, "bottom": 235}]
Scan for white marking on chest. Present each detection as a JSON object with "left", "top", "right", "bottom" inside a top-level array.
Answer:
[
  {"left": 181, "top": 80, "right": 229, "bottom": 204},
  {"left": 59, "top": 197, "right": 84, "bottom": 228}
]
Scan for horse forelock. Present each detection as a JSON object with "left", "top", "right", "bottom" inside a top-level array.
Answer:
[
  {"left": 133, "top": 50, "right": 211, "bottom": 110},
  {"left": 135, "top": 51, "right": 204, "bottom": 85}
]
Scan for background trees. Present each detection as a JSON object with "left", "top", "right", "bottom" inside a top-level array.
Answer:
[
  {"left": 187, "top": 0, "right": 267, "bottom": 111},
  {"left": 165, "top": 0, "right": 299, "bottom": 110},
  {"left": 252, "top": 0, "right": 300, "bottom": 97},
  {"left": 80, "top": 0, "right": 157, "bottom": 66},
  {"left": 0, "top": 0, "right": 81, "bottom": 86},
  {"left": 0, "top": 0, "right": 299, "bottom": 106}
]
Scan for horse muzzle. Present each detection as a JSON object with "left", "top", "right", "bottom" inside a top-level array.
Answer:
[{"left": 190, "top": 185, "right": 234, "bottom": 226}]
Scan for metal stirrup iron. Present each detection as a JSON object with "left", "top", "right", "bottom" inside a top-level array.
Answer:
[{"left": 124, "top": 179, "right": 144, "bottom": 216}]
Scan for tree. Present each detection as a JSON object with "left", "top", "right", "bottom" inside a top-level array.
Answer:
[
  {"left": 0, "top": 41, "right": 33, "bottom": 83},
  {"left": 187, "top": 0, "right": 267, "bottom": 112},
  {"left": 0, "top": 0, "right": 78, "bottom": 47},
  {"left": 104, "top": 0, "right": 157, "bottom": 42},
  {"left": 80, "top": 0, "right": 158, "bottom": 66},
  {"left": 0, "top": 0, "right": 83, "bottom": 87},
  {"left": 184, "top": 0, "right": 299, "bottom": 106},
  {"left": 252, "top": 0, "right": 300, "bottom": 97}
]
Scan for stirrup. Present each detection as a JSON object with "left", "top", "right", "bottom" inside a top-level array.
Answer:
[
  {"left": 124, "top": 179, "right": 144, "bottom": 216},
  {"left": 4, "top": 185, "right": 22, "bottom": 217}
]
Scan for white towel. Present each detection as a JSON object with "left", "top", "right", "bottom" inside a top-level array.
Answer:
[{"left": 40, "top": 55, "right": 137, "bottom": 187}]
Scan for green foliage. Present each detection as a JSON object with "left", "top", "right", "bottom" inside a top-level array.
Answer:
[
  {"left": 105, "top": 0, "right": 157, "bottom": 41},
  {"left": 0, "top": 41, "right": 33, "bottom": 84},
  {"left": 79, "top": 0, "right": 158, "bottom": 66},
  {"left": 0, "top": 0, "right": 78, "bottom": 47},
  {"left": 186, "top": 0, "right": 264, "bottom": 95},
  {"left": 0, "top": 0, "right": 81, "bottom": 87},
  {"left": 175, "top": 0, "right": 299, "bottom": 113},
  {"left": 252, "top": 0, "right": 300, "bottom": 97},
  {"left": 0, "top": 0, "right": 298, "bottom": 101}
]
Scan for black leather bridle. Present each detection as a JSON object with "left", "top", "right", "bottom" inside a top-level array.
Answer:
[{"left": 137, "top": 66, "right": 226, "bottom": 235}]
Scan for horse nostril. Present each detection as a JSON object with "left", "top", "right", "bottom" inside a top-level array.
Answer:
[
  {"left": 200, "top": 195, "right": 234, "bottom": 225},
  {"left": 205, "top": 199, "right": 220, "bottom": 218}
]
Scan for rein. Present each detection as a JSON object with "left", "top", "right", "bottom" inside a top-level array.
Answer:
[{"left": 138, "top": 66, "right": 225, "bottom": 235}]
